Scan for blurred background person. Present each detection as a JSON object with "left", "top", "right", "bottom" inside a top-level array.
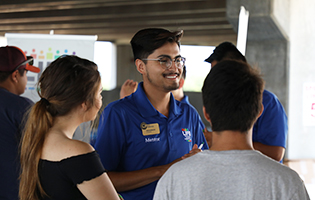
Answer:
[
  {"left": 204, "top": 42, "right": 288, "bottom": 162},
  {"left": 119, "top": 79, "right": 138, "bottom": 99},
  {"left": 0, "top": 46, "right": 40, "bottom": 200}
]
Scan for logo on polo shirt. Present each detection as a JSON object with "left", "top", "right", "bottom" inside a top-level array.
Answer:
[{"left": 182, "top": 128, "right": 192, "bottom": 142}]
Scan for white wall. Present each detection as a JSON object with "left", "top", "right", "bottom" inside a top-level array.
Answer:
[
  {"left": 288, "top": 0, "right": 315, "bottom": 159},
  {"left": 0, "top": 36, "right": 7, "bottom": 46},
  {"left": 272, "top": 0, "right": 290, "bottom": 39}
]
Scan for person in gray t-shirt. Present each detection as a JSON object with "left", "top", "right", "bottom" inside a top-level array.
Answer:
[{"left": 153, "top": 60, "right": 310, "bottom": 200}]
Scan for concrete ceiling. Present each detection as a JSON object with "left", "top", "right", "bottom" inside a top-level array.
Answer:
[{"left": 0, "top": 0, "right": 237, "bottom": 45}]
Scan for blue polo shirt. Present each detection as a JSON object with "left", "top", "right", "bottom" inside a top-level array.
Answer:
[
  {"left": 180, "top": 95, "right": 190, "bottom": 104},
  {"left": 94, "top": 82, "right": 208, "bottom": 200},
  {"left": 253, "top": 90, "right": 288, "bottom": 160}
]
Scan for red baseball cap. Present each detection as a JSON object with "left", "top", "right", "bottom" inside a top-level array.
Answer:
[{"left": 0, "top": 46, "right": 40, "bottom": 73}]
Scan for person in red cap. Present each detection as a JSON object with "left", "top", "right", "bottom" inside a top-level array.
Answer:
[{"left": 0, "top": 45, "right": 40, "bottom": 200}]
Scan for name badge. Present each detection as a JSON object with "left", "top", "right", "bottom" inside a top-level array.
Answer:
[{"left": 141, "top": 122, "right": 160, "bottom": 136}]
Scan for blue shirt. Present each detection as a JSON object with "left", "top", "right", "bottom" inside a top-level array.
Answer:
[
  {"left": 0, "top": 88, "right": 33, "bottom": 200},
  {"left": 94, "top": 82, "right": 208, "bottom": 200},
  {"left": 180, "top": 95, "right": 190, "bottom": 104},
  {"left": 253, "top": 90, "right": 288, "bottom": 155}
]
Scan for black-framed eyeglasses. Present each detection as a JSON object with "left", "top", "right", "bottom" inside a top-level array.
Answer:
[
  {"left": 142, "top": 56, "right": 186, "bottom": 69},
  {"left": 12, "top": 56, "right": 33, "bottom": 72}
]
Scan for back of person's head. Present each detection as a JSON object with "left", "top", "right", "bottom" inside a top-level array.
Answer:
[
  {"left": 130, "top": 28, "right": 183, "bottom": 61},
  {"left": 202, "top": 60, "right": 264, "bottom": 132},
  {"left": 38, "top": 55, "right": 100, "bottom": 117},
  {"left": 204, "top": 42, "right": 247, "bottom": 64},
  {"left": 19, "top": 55, "right": 101, "bottom": 200}
]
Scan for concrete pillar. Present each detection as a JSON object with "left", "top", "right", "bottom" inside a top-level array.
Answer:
[
  {"left": 101, "top": 44, "right": 142, "bottom": 108},
  {"left": 226, "top": 0, "right": 289, "bottom": 111},
  {"left": 116, "top": 44, "right": 142, "bottom": 86}
]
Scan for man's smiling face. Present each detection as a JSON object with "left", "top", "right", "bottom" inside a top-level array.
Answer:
[{"left": 141, "top": 42, "right": 183, "bottom": 93}]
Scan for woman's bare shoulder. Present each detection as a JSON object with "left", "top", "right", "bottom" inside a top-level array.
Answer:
[
  {"left": 42, "top": 137, "right": 95, "bottom": 161},
  {"left": 68, "top": 139, "right": 95, "bottom": 155}
]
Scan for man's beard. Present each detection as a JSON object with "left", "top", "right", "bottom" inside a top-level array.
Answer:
[{"left": 147, "top": 71, "right": 179, "bottom": 92}]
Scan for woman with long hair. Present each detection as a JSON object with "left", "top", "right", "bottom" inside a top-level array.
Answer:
[{"left": 19, "top": 55, "right": 121, "bottom": 200}]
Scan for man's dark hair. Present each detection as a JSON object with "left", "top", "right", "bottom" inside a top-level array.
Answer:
[
  {"left": 130, "top": 28, "right": 183, "bottom": 61},
  {"left": 0, "top": 69, "right": 26, "bottom": 83},
  {"left": 202, "top": 60, "right": 264, "bottom": 132},
  {"left": 204, "top": 42, "right": 247, "bottom": 63}
]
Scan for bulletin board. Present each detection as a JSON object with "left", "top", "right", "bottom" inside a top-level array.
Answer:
[{"left": 5, "top": 33, "right": 97, "bottom": 102}]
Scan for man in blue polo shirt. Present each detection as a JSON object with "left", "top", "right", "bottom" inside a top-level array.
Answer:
[
  {"left": 94, "top": 28, "right": 208, "bottom": 200},
  {"left": 204, "top": 41, "right": 288, "bottom": 162}
]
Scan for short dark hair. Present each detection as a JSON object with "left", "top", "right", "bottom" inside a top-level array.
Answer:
[
  {"left": 0, "top": 68, "right": 26, "bottom": 83},
  {"left": 204, "top": 42, "right": 247, "bottom": 63},
  {"left": 202, "top": 60, "right": 264, "bottom": 132},
  {"left": 0, "top": 71, "right": 11, "bottom": 82},
  {"left": 130, "top": 28, "right": 183, "bottom": 61}
]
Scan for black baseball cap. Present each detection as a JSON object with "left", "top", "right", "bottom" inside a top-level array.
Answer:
[{"left": 204, "top": 42, "right": 246, "bottom": 63}]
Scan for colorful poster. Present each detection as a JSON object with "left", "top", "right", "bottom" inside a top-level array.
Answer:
[{"left": 5, "top": 33, "right": 97, "bottom": 102}]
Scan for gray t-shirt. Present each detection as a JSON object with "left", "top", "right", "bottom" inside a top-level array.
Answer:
[{"left": 153, "top": 150, "right": 310, "bottom": 200}]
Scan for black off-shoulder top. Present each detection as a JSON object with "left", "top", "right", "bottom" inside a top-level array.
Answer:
[{"left": 38, "top": 151, "right": 105, "bottom": 200}]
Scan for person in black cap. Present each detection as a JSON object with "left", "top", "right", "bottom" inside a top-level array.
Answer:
[
  {"left": 204, "top": 41, "right": 288, "bottom": 163},
  {"left": 0, "top": 45, "right": 40, "bottom": 200},
  {"left": 204, "top": 41, "right": 247, "bottom": 66}
]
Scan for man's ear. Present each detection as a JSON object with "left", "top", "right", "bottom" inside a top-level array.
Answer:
[
  {"left": 178, "top": 78, "right": 184, "bottom": 89},
  {"left": 203, "top": 106, "right": 213, "bottom": 127},
  {"left": 203, "top": 106, "right": 210, "bottom": 122},
  {"left": 11, "top": 70, "right": 19, "bottom": 83},
  {"left": 135, "top": 59, "right": 145, "bottom": 75},
  {"left": 257, "top": 103, "right": 264, "bottom": 119}
]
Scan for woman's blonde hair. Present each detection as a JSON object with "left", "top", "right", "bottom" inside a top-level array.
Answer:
[{"left": 19, "top": 55, "right": 101, "bottom": 200}]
